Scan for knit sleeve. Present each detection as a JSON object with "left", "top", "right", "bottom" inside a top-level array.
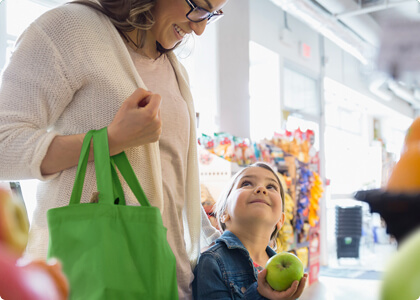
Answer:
[
  {"left": 200, "top": 205, "right": 221, "bottom": 245},
  {"left": 0, "top": 20, "right": 76, "bottom": 181}
]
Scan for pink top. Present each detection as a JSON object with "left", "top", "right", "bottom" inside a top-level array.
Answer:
[{"left": 127, "top": 46, "right": 192, "bottom": 299}]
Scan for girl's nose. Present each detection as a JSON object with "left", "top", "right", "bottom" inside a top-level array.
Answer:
[
  {"left": 190, "top": 20, "right": 207, "bottom": 36},
  {"left": 255, "top": 186, "right": 267, "bottom": 195}
]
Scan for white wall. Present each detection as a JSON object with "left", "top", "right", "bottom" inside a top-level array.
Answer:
[
  {"left": 217, "top": 0, "right": 251, "bottom": 138},
  {"left": 176, "top": 24, "right": 220, "bottom": 135},
  {"left": 250, "top": 0, "right": 321, "bottom": 74}
]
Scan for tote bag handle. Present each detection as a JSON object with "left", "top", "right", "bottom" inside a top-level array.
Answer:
[
  {"left": 69, "top": 128, "right": 151, "bottom": 207},
  {"left": 111, "top": 152, "right": 150, "bottom": 207}
]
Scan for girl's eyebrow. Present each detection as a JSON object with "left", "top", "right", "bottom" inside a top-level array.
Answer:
[{"left": 241, "top": 175, "right": 279, "bottom": 184}]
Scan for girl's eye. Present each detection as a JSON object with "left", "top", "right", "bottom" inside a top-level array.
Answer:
[
  {"left": 267, "top": 184, "right": 278, "bottom": 191},
  {"left": 240, "top": 180, "right": 252, "bottom": 187}
]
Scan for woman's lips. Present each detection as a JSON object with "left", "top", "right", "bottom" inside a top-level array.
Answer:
[{"left": 173, "top": 24, "right": 186, "bottom": 40}]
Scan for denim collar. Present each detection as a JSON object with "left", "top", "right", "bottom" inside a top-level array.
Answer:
[{"left": 217, "top": 230, "right": 277, "bottom": 257}]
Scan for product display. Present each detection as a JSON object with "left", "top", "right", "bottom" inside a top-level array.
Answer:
[
  {"left": 214, "top": 133, "right": 235, "bottom": 161},
  {"left": 295, "top": 247, "right": 309, "bottom": 270},
  {"left": 308, "top": 228, "right": 321, "bottom": 285},
  {"left": 277, "top": 192, "right": 295, "bottom": 252},
  {"left": 295, "top": 163, "right": 311, "bottom": 233},
  {"left": 272, "top": 129, "right": 315, "bottom": 164},
  {"left": 308, "top": 172, "right": 323, "bottom": 227}
]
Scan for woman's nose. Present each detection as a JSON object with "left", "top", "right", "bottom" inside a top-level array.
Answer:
[
  {"left": 255, "top": 186, "right": 267, "bottom": 195},
  {"left": 190, "top": 20, "right": 207, "bottom": 36}
]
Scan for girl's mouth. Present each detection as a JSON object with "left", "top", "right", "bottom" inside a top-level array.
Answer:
[{"left": 250, "top": 200, "right": 270, "bottom": 206}]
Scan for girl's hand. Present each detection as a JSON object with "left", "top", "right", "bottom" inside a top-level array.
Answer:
[
  {"left": 107, "top": 88, "right": 162, "bottom": 155},
  {"left": 256, "top": 269, "right": 308, "bottom": 300}
]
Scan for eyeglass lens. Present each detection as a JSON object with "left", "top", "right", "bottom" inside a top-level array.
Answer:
[{"left": 188, "top": 8, "right": 223, "bottom": 23}]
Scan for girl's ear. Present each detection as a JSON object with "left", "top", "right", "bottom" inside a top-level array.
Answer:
[
  {"left": 221, "top": 212, "right": 230, "bottom": 223},
  {"left": 276, "top": 212, "right": 285, "bottom": 231}
]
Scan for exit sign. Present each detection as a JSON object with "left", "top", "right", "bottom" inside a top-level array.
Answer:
[{"left": 301, "top": 42, "right": 311, "bottom": 59}]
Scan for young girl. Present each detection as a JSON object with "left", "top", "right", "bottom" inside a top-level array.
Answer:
[{"left": 193, "top": 162, "right": 308, "bottom": 299}]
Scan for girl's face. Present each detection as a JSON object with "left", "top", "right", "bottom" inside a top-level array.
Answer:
[
  {"left": 223, "top": 167, "right": 285, "bottom": 231},
  {"left": 151, "top": 0, "right": 227, "bottom": 49}
]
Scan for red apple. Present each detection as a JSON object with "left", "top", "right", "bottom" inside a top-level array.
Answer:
[{"left": 0, "top": 244, "right": 69, "bottom": 300}]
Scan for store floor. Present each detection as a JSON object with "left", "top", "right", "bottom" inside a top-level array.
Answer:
[
  {"left": 299, "top": 243, "right": 397, "bottom": 300},
  {"left": 299, "top": 276, "right": 381, "bottom": 300}
]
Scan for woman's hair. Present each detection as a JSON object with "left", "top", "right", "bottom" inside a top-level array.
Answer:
[
  {"left": 214, "top": 162, "right": 285, "bottom": 242},
  {"left": 70, "top": 0, "right": 179, "bottom": 53}
]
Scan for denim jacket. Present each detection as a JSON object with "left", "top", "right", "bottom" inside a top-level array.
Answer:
[{"left": 193, "top": 230, "right": 276, "bottom": 299}]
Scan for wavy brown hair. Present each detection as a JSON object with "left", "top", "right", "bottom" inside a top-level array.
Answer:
[{"left": 70, "top": 0, "right": 179, "bottom": 53}]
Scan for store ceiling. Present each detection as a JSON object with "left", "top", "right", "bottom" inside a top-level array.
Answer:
[
  {"left": 271, "top": 0, "right": 420, "bottom": 110},
  {"left": 318, "top": 0, "right": 420, "bottom": 108},
  {"left": 315, "top": 0, "right": 420, "bottom": 48}
]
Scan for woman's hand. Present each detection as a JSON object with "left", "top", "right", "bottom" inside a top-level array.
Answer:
[
  {"left": 41, "top": 88, "right": 161, "bottom": 175},
  {"left": 107, "top": 88, "right": 162, "bottom": 155},
  {"left": 256, "top": 269, "right": 308, "bottom": 300}
]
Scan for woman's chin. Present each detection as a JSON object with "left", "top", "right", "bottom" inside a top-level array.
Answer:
[{"left": 157, "top": 39, "right": 182, "bottom": 51}]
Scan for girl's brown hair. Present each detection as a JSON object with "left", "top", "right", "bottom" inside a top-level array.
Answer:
[
  {"left": 214, "top": 162, "right": 285, "bottom": 242},
  {"left": 70, "top": 0, "right": 180, "bottom": 53}
]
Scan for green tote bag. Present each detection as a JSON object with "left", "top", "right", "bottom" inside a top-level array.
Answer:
[{"left": 47, "top": 128, "right": 179, "bottom": 300}]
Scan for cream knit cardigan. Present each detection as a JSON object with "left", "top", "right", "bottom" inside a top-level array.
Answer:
[{"left": 0, "top": 3, "right": 220, "bottom": 267}]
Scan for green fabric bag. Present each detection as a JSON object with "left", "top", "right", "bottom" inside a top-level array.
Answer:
[{"left": 47, "top": 128, "right": 179, "bottom": 300}]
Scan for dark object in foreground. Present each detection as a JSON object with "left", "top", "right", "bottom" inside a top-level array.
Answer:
[{"left": 354, "top": 189, "right": 420, "bottom": 244}]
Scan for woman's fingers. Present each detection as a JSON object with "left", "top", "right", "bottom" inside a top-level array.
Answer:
[
  {"left": 108, "top": 88, "right": 162, "bottom": 155},
  {"left": 123, "top": 88, "right": 152, "bottom": 108}
]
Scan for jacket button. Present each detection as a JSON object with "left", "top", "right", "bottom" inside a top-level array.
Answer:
[{"left": 241, "top": 287, "right": 247, "bottom": 293}]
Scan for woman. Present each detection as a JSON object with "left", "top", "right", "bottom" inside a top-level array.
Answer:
[{"left": 0, "top": 0, "right": 227, "bottom": 298}]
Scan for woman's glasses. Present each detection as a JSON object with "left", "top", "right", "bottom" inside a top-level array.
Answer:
[{"left": 185, "top": 0, "right": 224, "bottom": 24}]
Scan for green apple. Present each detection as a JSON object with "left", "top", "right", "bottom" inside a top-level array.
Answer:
[
  {"left": 265, "top": 251, "right": 304, "bottom": 291},
  {"left": 381, "top": 228, "right": 420, "bottom": 300}
]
